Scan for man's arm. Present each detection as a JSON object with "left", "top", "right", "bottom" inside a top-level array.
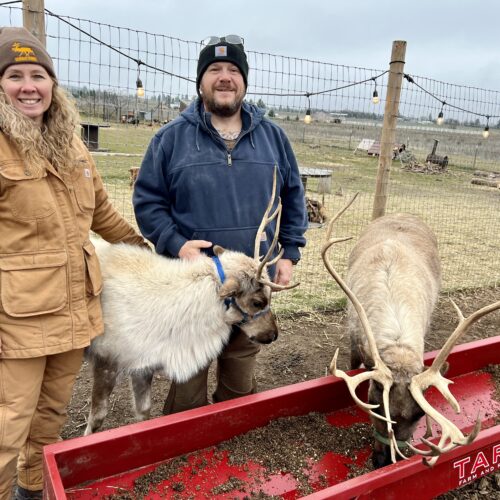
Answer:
[{"left": 278, "top": 133, "right": 308, "bottom": 264}]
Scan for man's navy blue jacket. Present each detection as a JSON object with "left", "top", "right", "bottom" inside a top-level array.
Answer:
[{"left": 133, "top": 99, "right": 307, "bottom": 263}]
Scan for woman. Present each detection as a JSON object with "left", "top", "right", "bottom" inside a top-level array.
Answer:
[{"left": 0, "top": 27, "right": 148, "bottom": 500}]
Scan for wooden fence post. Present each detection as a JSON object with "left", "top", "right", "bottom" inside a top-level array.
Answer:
[
  {"left": 22, "top": 0, "right": 46, "bottom": 46},
  {"left": 372, "top": 40, "right": 406, "bottom": 220}
]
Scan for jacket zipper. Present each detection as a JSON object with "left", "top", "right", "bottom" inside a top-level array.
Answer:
[{"left": 201, "top": 108, "right": 254, "bottom": 168}]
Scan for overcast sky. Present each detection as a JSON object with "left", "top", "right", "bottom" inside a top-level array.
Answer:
[{"left": 7, "top": 0, "right": 500, "bottom": 90}]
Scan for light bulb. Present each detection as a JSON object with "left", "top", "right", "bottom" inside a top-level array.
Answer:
[
  {"left": 482, "top": 126, "right": 489, "bottom": 139},
  {"left": 304, "top": 109, "right": 312, "bottom": 124},
  {"left": 372, "top": 90, "right": 380, "bottom": 104},
  {"left": 436, "top": 111, "right": 444, "bottom": 125},
  {"left": 136, "top": 78, "right": 145, "bottom": 98}
]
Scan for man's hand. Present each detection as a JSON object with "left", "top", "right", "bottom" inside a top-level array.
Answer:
[
  {"left": 273, "top": 258, "right": 294, "bottom": 287},
  {"left": 178, "top": 240, "right": 212, "bottom": 261}
]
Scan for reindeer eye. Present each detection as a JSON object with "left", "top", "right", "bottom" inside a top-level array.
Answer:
[{"left": 253, "top": 300, "right": 265, "bottom": 309}]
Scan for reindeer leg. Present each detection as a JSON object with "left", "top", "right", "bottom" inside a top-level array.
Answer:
[
  {"left": 84, "top": 355, "right": 119, "bottom": 435},
  {"left": 131, "top": 369, "right": 154, "bottom": 421}
]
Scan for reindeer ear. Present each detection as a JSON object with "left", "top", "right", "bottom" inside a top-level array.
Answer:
[
  {"left": 213, "top": 245, "right": 225, "bottom": 256},
  {"left": 218, "top": 276, "right": 240, "bottom": 299}
]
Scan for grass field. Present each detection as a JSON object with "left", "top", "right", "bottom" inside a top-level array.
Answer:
[{"left": 90, "top": 121, "right": 499, "bottom": 314}]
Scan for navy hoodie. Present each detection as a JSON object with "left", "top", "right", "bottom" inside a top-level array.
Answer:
[{"left": 133, "top": 99, "right": 307, "bottom": 263}]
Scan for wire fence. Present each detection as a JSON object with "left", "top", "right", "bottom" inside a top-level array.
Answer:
[{"left": 2, "top": 4, "right": 499, "bottom": 314}]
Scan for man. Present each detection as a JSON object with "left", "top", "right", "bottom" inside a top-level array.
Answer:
[{"left": 133, "top": 35, "right": 307, "bottom": 414}]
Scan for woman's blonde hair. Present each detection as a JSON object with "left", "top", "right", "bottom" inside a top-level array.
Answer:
[{"left": 0, "top": 78, "right": 80, "bottom": 177}]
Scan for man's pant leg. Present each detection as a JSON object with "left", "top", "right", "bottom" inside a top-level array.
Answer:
[
  {"left": 213, "top": 327, "right": 261, "bottom": 403},
  {"left": 0, "top": 358, "right": 44, "bottom": 500},
  {"left": 17, "top": 349, "right": 84, "bottom": 492},
  {"left": 162, "top": 367, "right": 209, "bottom": 415}
]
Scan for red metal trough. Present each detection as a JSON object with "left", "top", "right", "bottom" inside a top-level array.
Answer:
[{"left": 44, "top": 336, "right": 500, "bottom": 499}]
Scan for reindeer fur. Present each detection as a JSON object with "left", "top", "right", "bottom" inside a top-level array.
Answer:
[
  {"left": 346, "top": 214, "right": 441, "bottom": 464},
  {"left": 84, "top": 237, "right": 278, "bottom": 434}
]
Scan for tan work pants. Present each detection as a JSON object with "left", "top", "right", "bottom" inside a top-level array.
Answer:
[
  {"left": 0, "top": 349, "right": 84, "bottom": 499},
  {"left": 163, "top": 327, "right": 261, "bottom": 414}
]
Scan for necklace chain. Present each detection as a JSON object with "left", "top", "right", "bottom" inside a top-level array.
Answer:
[{"left": 216, "top": 128, "right": 240, "bottom": 141}]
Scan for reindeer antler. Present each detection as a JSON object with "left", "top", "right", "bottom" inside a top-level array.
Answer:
[
  {"left": 254, "top": 165, "right": 299, "bottom": 292},
  {"left": 322, "top": 194, "right": 407, "bottom": 463},
  {"left": 409, "top": 299, "right": 500, "bottom": 466}
]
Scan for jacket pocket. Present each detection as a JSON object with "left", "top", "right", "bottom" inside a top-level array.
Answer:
[
  {"left": 83, "top": 240, "right": 103, "bottom": 296},
  {"left": 73, "top": 160, "right": 96, "bottom": 213},
  {"left": 0, "top": 251, "right": 68, "bottom": 317},
  {"left": 0, "top": 161, "right": 56, "bottom": 220}
]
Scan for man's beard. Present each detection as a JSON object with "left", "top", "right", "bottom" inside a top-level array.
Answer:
[{"left": 204, "top": 92, "right": 244, "bottom": 118}]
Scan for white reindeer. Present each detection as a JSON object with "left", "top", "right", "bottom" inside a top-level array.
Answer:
[
  {"left": 84, "top": 170, "right": 297, "bottom": 435},
  {"left": 323, "top": 196, "right": 500, "bottom": 467}
]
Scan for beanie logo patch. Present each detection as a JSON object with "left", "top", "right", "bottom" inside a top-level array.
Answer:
[
  {"left": 11, "top": 42, "right": 38, "bottom": 63},
  {"left": 215, "top": 46, "right": 227, "bottom": 57}
]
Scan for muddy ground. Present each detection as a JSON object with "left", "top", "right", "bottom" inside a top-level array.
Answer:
[{"left": 62, "top": 288, "right": 499, "bottom": 498}]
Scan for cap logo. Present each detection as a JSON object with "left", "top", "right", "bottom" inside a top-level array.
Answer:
[
  {"left": 11, "top": 42, "right": 38, "bottom": 63},
  {"left": 215, "top": 45, "right": 227, "bottom": 57}
]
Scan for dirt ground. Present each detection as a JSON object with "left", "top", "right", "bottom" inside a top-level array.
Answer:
[{"left": 62, "top": 288, "right": 500, "bottom": 498}]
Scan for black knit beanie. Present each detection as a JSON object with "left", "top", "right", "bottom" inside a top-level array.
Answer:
[
  {"left": 196, "top": 41, "right": 248, "bottom": 96},
  {"left": 0, "top": 27, "right": 55, "bottom": 78}
]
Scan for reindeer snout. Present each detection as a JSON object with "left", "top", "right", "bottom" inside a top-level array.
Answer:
[{"left": 250, "top": 329, "right": 278, "bottom": 344}]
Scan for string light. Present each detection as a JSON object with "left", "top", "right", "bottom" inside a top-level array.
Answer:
[
  {"left": 372, "top": 78, "right": 380, "bottom": 104},
  {"left": 403, "top": 75, "right": 500, "bottom": 134},
  {"left": 436, "top": 102, "right": 445, "bottom": 125},
  {"left": 33, "top": 13, "right": 500, "bottom": 129},
  {"left": 36, "top": 12, "right": 500, "bottom": 130},
  {"left": 136, "top": 64, "right": 145, "bottom": 98},
  {"left": 304, "top": 96, "right": 312, "bottom": 124},
  {"left": 405, "top": 74, "right": 500, "bottom": 130},
  {"left": 482, "top": 116, "right": 490, "bottom": 139},
  {"left": 136, "top": 78, "right": 144, "bottom": 97}
]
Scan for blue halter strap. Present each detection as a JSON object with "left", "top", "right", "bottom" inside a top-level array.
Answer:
[{"left": 212, "top": 255, "right": 226, "bottom": 283}]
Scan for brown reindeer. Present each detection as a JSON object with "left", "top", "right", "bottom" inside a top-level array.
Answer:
[{"left": 322, "top": 196, "right": 500, "bottom": 467}]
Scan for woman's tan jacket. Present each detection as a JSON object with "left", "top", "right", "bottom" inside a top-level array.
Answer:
[{"left": 0, "top": 131, "right": 146, "bottom": 358}]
